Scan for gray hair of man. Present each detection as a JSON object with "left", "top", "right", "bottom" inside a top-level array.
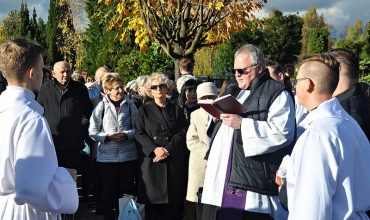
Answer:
[{"left": 234, "top": 44, "right": 266, "bottom": 70}]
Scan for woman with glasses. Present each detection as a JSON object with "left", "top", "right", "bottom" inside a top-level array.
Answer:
[
  {"left": 89, "top": 74, "right": 138, "bottom": 220},
  {"left": 134, "top": 72, "right": 188, "bottom": 220}
]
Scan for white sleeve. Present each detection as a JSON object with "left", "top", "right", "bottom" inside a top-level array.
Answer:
[
  {"left": 13, "top": 117, "right": 79, "bottom": 214},
  {"left": 287, "top": 131, "right": 338, "bottom": 220},
  {"left": 241, "top": 90, "right": 295, "bottom": 157},
  {"left": 89, "top": 101, "right": 107, "bottom": 142}
]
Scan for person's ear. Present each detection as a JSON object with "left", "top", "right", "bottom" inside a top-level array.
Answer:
[
  {"left": 278, "top": 72, "right": 284, "bottom": 82},
  {"left": 27, "top": 68, "right": 34, "bottom": 80},
  {"left": 257, "top": 64, "right": 263, "bottom": 73},
  {"left": 306, "top": 79, "right": 315, "bottom": 93}
]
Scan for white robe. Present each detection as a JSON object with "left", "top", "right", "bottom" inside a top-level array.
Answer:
[
  {"left": 202, "top": 90, "right": 295, "bottom": 220},
  {"left": 0, "top": 87, "right": 79, "bottom": 220},
  {"left": 287, "top": 98, "right": 370, "bottom": 220}
]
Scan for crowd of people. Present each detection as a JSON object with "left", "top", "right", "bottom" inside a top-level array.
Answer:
[{"left": 2, "top": 38, "right": 370, "bottom": 220}]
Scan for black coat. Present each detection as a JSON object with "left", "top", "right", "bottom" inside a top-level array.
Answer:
[
  {"left": 0, "top": 72, "right": 7, "bottom": 95},
  {"left": 134, "top": 100, "right": 188, "bottom": 204},
  {"left": 336, "top": 83, "right": 370, "bottom": 141},
  {"left": 37, "top": 79, "right": 93, "bottom": 151}
]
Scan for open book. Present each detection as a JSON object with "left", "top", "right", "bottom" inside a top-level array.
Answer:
[{"left": 197, "top": 94, "right": 248, "bottom": 118}]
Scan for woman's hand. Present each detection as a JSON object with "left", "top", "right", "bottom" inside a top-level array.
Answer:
[
  {"left": 153, "top": 147, "right": 170, "bottom": 162},
  {"left": 106, "top": 132, "right": 126, "bottom": 142}
]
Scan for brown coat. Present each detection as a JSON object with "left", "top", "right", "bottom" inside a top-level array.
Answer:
[{"left": 134, "top": 101, "right": 188, "bottom": 204}]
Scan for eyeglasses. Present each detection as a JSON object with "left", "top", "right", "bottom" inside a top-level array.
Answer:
[
  {"left": 232, "top": 63, "right": 258, "bottom": 75},
  {"left": 150, "top": 84, "right": 167, "bottom": 90},
  {"left": 186, "top": 88, "right": 197, "bottom": 93},
  {"left": 292, "top": 77, "right": 310, "bottom": 84}
]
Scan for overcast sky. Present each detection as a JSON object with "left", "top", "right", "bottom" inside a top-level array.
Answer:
[{"left": 0, "top": 0, "right": 369, "bottom": 39}]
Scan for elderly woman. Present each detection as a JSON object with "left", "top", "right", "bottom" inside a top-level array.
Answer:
[
  {"left": 186, "top": 82, "right": 219, "bottom": 220},
  {"left": 134, "top": 72, "right": 188, "bottom": 220},
  {"left": 89, "top": 74, "right": 138, "bottom": 220}
]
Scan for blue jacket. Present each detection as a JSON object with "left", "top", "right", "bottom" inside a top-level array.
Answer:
[{"left": 89, "top": 95, "right": 138, "bottom": 162}]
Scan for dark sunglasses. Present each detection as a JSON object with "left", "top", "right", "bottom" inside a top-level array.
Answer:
[
  {"left": 232, "top": 63, "right": 258, "bottom": 75},
  {"left": 150, "top": 84, "right": 167, "bottom": 90}
]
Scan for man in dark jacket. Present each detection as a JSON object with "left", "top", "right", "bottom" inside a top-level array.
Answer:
[
  {"left": 0, "top": 71, "right": 8, "bottom": 95},
  {"left": 37, "top": 61, "right": 93, "bottom": 169},
  {"left": 328, "top": 48, "right": 370, "bottom": 141}
]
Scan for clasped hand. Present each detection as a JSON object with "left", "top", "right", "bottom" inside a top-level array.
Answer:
[
  {"left": 153, "top": 147, "right": 170, "bottom": 163},
  {"left": 107, "top": 132, "right": 128, "bottom": 142}
]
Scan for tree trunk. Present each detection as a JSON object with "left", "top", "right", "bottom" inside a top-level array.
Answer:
[{"left": 174, "top": 59, "right": 181, "bottom": 81}]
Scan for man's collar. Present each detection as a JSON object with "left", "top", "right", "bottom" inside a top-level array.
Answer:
[{"left": 53, "top": 78, "right": 71, "bottom": 90}]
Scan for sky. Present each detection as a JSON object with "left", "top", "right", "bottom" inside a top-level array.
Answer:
[{"left": 0, "top": 0, "right": 369, "bottom": 39}]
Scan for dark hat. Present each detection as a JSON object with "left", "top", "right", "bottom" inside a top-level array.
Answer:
[{"left": 163, "top": 71, "right": 175, "bottom": 81}]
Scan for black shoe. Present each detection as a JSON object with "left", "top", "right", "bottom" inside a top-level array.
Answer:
[
  {"left": 88, "top": 201, "right": 97, "bottom": 208},
  {"left": 95, "top": 204, "right": 103, "bottom": 215}
]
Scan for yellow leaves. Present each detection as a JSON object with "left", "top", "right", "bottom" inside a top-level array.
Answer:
[
  {"left": 215, "top": 2, "right": 224, "bottom": 10},
  {"left": 208, "top": 2, "right": 225, "bottom": 10},
  {"left": 95, "top": 0, "right": 268, "bottom": 54},
  {"left": 117, "top": 3, "right": 124, "bottom": 13}
]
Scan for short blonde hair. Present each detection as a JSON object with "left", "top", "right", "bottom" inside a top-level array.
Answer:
[
  {"left": 0, "top": 39, "right": 47, "bottom": 81},
  {"left": 100, "top": 73, "right": 122, "bottom": 92},
  {"left": 145, "top": 72, "right": 174, "bottom": 98}
]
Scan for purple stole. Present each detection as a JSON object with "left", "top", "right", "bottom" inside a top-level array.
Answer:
[{"left": 219, "top": 144, "right": 247, "bottom": 220}]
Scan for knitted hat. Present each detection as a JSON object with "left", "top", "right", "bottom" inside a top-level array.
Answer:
[
  {"left": 125, "top": 80, "right": 137, "bottom": 93},
  {"left": 197, "top": 82, "right": 218, "bottom": 100},
  {"left": 135, "top": 75, "right": 149, "bottom": 87},
  {"left": 176, "top": 75, "right": 197, "bottom": 94},
  {"left": 127, "top": 80, "right": 137, "bottom": 89}
]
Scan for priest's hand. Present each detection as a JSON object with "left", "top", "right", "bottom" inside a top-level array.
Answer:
[{"left": 220, "top": 113, "right": 242, "bottom": 129}]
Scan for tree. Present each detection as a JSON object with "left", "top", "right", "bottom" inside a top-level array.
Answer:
[
  {"left": 307, "top": 28, "right": 328, "bottom": 54},
  {"left": 18, "top": 1, "right": 31, "bottom": 39},
  {"left": 36, "top": 18, "right": 47, "bottom": 47},
  {"left": 46, "top": 0, "right": 77, "bottom": 68},
  {"left": 70, "top": 0, "right": 89, "bottom": 70},
  {"left": 193, "top": 47, "right": 216, "bottom": 76},
  {"left": 260, "top": 9, "right": 303, "bottom": 65},
  {"left": 0, "top": 10, "right": 21, "bottom": 42},
  {"left": 97, "top": 0, "right": 268, "bottom": 79},
  {"left": 47, "top": 0, "right": 63, "bottom": 65},
  {"left": 213, "top": 21, "right": 263, "bottom": 76},
  {"left": 83, "top": 0, "right": 135, "bottom": 74},
  {"left": 30, "top": 8, "right": 38, "bottom": 40},
  {"left": 300, "top": 4, "right": 327, "bottom": 57},
  {"left": 335, "top": 19, "right": 366, "bottom": 58}
]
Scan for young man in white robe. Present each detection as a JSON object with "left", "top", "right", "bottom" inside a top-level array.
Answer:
[
  {"left": 0, "top": 39, "right": 79, "bottom": 220},
  {"left": 287, "top": 53, "right": 370, "bottom": 219}
]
